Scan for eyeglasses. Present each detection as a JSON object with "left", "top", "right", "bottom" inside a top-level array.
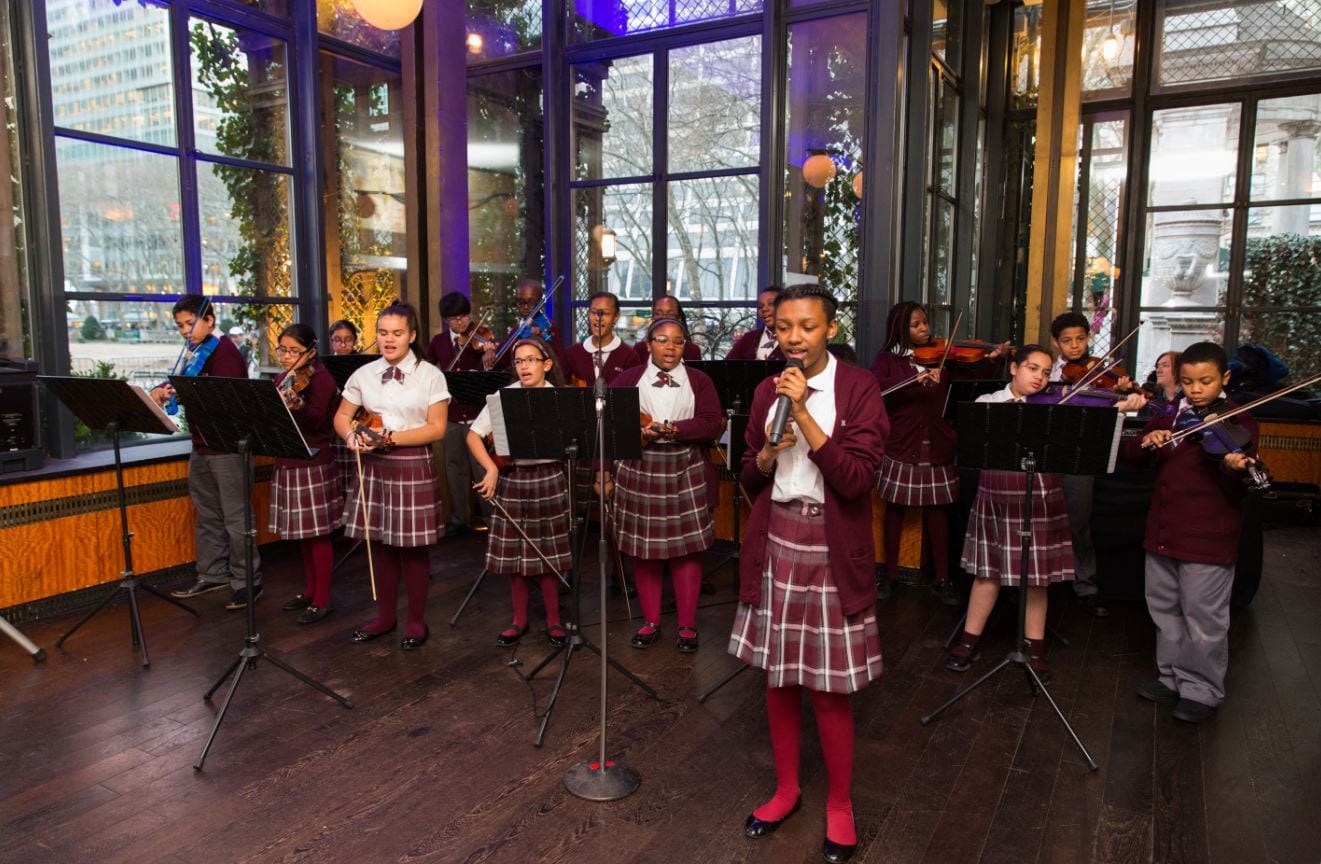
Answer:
[
  {"left": 513, "top": 356, "right": 546, "bottom": 366},
  {"left": 650, "top": 335, "right": 686, "bottom": 347},
  {"left": 275, "top": 346, "right": 308, "bottom": 356},
  {"left": 330, "top": 336, "right": 355, "bottom": 344}
]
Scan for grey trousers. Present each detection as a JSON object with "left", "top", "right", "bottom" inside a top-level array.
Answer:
[
  {"left": 189, "top": 451, "right": 260, "bottom": 591},
  {"left": 1061, "top": 473, "right": 1098, "bottom": 596},
  {"left": 1145, "top": 552, "right": 1234, "bottom": 706},
  {"left": 440, "top": 420, "right": 489, "bottom": 527}
]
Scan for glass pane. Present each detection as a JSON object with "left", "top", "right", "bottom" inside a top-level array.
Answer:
[
  {"left": 1240, "top": 310, "right": 1321, "bottom": 379},
  {"left": 933, "top": 79, "right": 959, "bottom": 193},
  {"left": 48, "top": 0, "right": 175, "bottom": 145},
  {"left": 1135, "top": 313, "right": 1224, "bottom": 380},
  {"left": 198, "top": 162, "right": 294, "bottom": 299},
  {"left": 1074, "top": 117, "right": 1128, "bottom": 358},
  {"left": 667, "top": 175, "right": 760, "bottom": 306},
  {"left": 468, "top": 68, "right": 545, "bottom": 338},
  {"left": 1251, "top": 94, "right": 1321, "bottom": 203},
  {"left": 1148, "top": 104, "right": 1240, "bottom": 207},
  {"left": 1082, "top": 0, "right": 1135, "bottom": 98},
  {"left": 933, "top": 0, "right": 962, "bottom": 73},
  {"left": 1243, "top": 206, "right": 1321, "bottom": 312},
  {"left": 1157, "top": 0, "right": 1321, "bottom": 87},
  {"left": 466, "top": 0, "right": 541, "bottom": 62},
  {"left": 570, "top": 0, "right": 762, "bottom": 41},
  {"left": 782, "top": 15, "right": 867, "bottom": 302},
  {"left": 1010, "top": 4, "right": 1043, "bottom": 111},
  {"left": 688, "top": 306, "right": 755, "bottom": 360},
  {"left": 573, "top": 56, "right": 652, "bottom": 181},
  {"left": 668, "top": 38, "right": 761, "bottom": 174},
  {"left": 56, "top": 138, "right": 183, "bottom": 294},
  {"left": 317, "top": 0, "right": 402, "bottom": 58},
  {"left": 1138, "top": 207, "right": 1231, "bottom": 307},
  {"left": 220, "top": 300, "right": 296, "bottom": 373},
  {"left": 320, "top": 53, "right": 407, "bottom": 340},
  {"left": 189, "top": 20, "right": 290, "bottom": 166},
  {"left": 573, "top": 184, "right": 652, "bottom": 304},
  {"left": 928, "top": 198, "right": 954, "bottom": 305},
  {"left": 1, "top": 0, "right": 32, "bottom": 361},
  {"left": 228, "top": 0, "right": 290, "bottom": 16}
]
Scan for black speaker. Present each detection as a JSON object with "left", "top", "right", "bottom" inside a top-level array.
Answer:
[{"left": 0, "top": 359, "right": 43, "bottom": 473}]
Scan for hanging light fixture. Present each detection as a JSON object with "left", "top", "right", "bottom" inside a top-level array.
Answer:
[
  {"left": 1098, "top": 0, "right": 1120, "bottom": 62},
  {"left": 599, "top": 227, "right": 618, "bottom": 266},
  {"left": 351, "top": 0, "right": 423, "bottom": 31}
]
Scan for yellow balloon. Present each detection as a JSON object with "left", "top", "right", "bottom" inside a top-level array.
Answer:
[{"left": 351, "top": 0, "right": 422, "bottom": 31}]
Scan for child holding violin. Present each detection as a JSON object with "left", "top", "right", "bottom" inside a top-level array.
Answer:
[
  {"left": 1049, "top": 312, "right": 1146, "bottom": 617},
  {"left": 1123, "top": 342, "right": 1259, "bottom": 724},
  {"left": 949, "top": 345, "right": 1075, "bottom": 682},
  {"left": 334, "top": 301, "right": 450, "bottom": 651},
  {"left": 154, "top": 295, "right": 263, "bottom": 610},
  {"left": 603, "top": 317, "right": 723, "bottom": 653},
  {"left": 560, "top": 291, "right": 642, "bottom": 386},
  {"left": 869, "top": 301, "right": 1007, "bottom": 606},
  {"left": 730, "top": 286, "right": 886, "bottom": 864},
  {"left": 428, "top": 292, "right": 496, "bottom": 534},
  {"left": 466, "top": 339, "right": 573, "bottom": 647},
  {"left": 270, "top": 324, "right": 342, "bottom": 624}
]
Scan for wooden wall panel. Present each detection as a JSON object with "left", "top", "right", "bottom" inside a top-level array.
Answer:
[{"left": 1256, "top": 420, "right": 1321, "bottom": 487}]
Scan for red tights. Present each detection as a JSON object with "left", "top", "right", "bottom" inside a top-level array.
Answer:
[
  {"left": 299, "top": 536, "right": 334, "bottom": 608},
  {"left": 508, "top": 574, "right": 562, "bottom": 629},
  {"left": 632, "top": 553, "right": 702, "bottom": 631},
  {"left": 884, "top": 504, "right": 950, "bottom": 584},
  {"left": 361, "top": 545, "right": 431, "bottom": 639},
  {"left": 754, "top": 685, "right": 857, "bottom": 845}
]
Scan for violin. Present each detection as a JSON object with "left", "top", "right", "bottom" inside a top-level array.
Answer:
[
  {"left": 351, "top": 406, "right": 393, "bottom": 451},
  {"left": 164, "top": 334, "right": 219, "bottom": 415},
  {"left": 911, "top": 338, "right": 1007, "bottom": 367},
  {"left": 278, "top": 365, "right": 313, "bottom": 411},
  {"left": 447, "top": 309, "right": 498, "bottom": 372},
  {"left": 568, "top": 374, "right": 589, "bottom": 388},
  {"left": 1060, "top": 356, "right": 1146, "bottom": 394},
  {"left": 1026, "top": 381, "right": 1132, "bottom": 408},
  {"left": 484, "top": 432, "right": 513, "bottom": 469},
  {"left": 639, "top": 412, "right": 675, "bottom": 448},
  {"left": 1171, "top": 403, "right": 1272, "bottom": 492}
]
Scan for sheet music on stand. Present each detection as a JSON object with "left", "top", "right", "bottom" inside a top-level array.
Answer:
[
  {"left": 38, "top": 376, "right": 180, "bottom": 436},
  {"left": 686, "top": 360, "right": 780, "bottom": 414},
  {"left": 484, "top": 391, "right": 512, "bottom": 458},
  {"left": 956, "top": 401, "right": 1125, "bottom": 476},
  {"left": 499, "top": 387, "right": 642, "bottom": 462},
  {"left": 319, "top": 354, "right": 377, "bottom": 391},
  {"left": 169, "top": 376, "right": 315, "bottom": 460},
  {"left": 449, "top": 370, "right": 509, "bottom": 409}
]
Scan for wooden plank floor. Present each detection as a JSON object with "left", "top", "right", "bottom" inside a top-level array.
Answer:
[{"left": 2, "top": 524, "right": 1319, "bottom": 864}]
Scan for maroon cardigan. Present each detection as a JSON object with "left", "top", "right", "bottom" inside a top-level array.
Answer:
[
  {"left": 634, "top": 339, "right": 701, "bottom": 363},
  {"left": 725, "top": 327, "right": 785, "bottom": 361},
  {"left": 561, "top": 339, "right": 641, "bottom": 385},
  {"left": 610, "top": 363, "right": 724, "bottom": 507},
  {"left": 1123, "top": 402, "right": 1258, "bottom": 566},
  {"left": 190, "top": 336, "right": 249, "bottom": 456},
  {"left": 739, "top": 362, "right": 889, "bottom": 616},
  {"left": 426, "top": 330, "right": 485, "bottom": 421},
  {"left": 274, "top": 363, "right": 338, "bottom": 468},
  {"left": 869, "top": 350, "right": 956, "bottom": 466}
]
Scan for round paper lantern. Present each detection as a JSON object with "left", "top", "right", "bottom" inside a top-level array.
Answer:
[
  {"left": 851, "top": 171, "right": 863, "bottom": 199},
  {"left": 351, "top": 0, "right": 423, "bottom": 31},
  {"left": 354, "top": 191, "right": 376, "bottom": 219},
  {"left": 801, "top": 154, "right": 837, "bottom": 188}
]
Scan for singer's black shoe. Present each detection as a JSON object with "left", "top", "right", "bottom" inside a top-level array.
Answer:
[
  {"left": 547, "top": 626, "right": 568, "bottom": 647},
  {"left": 350, "top": 623, "right": 396, "bottom": 643},
  {"left": 744, "top": 798, "right": 801, "bottom": 839},
  {"left": 631, "top": 622, "right": 661, "bottom": 648},
  {"left": 676, "top": 627, "right": 699, "bottom": 653},
  {"left": 496, "top": 624, "right": 529, "bottom": 647},
  {"left": 400, "top": 626, "right": 429, "bottom": 651},
  {"left": 823, "top": 837, "right": 858, "bottom": 863},
  {"left": 282, "top": 593, "right": 313, "bottom": 611}
]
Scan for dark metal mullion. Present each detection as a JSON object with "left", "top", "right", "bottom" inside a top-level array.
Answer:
[
  {"left": 569, "top": 174, "right": 660, "bottom": 189},
  {"left": 974, "top": 0, "right": 1009, "bottom": 340},
  {"left": 314, "top": 33, "right": 403, "bottom": 73},
  {"left": 1117, "top": 0, "right": 1156, "bottom": 373},
  {"left": 757, "top": 0, "right": 786, "bottom": 290},
  {"left": 194, "top": 150, "right": 296, "bottom": 176},
  {"left": 61, "top": 291, "right": 300, "bottom": 304},
  {"left": 899, "top": 0, "right": 933, "bottom": 301},
  {"left": 653, "top": 50, "right": 668, "bottom": 300},
  {"left": 1147, "top": 195, "right": 1321, "bottom": 212},
  {"left": 949, "top": 0, "right": 982, "bottom": 335},
  {"left": 288, "top": 0, "right": 321, "bottom": 331},
  {"left": 171, "top": 2, "right": 203, "bottom": 296},
  {"left": 49, "top": 126, "right": 181, "bottom": 158},
  {"left": 667, "top": 166, "right": 759, "bottom": 182},
  {"left": 464, "top": 53, "right": 542, "bottom": 76},
  {"left": 560, "top": 15, "right": 759, "bottom": 63},
  {"left": 1223, "top": 95, "right": 1257, "bottom": 353},
  {"left": 783, "top": 0, "right": 870, "bottom": 24},
  {"left": 186, "top": 0, "right": 294, "bottom": 39},
  {"left": 1071, "top": 117, "right": 1095, "bottom": 314}
]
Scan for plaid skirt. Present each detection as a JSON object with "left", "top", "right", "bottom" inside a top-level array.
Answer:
[
  {"left": 485, "top": 463, "right": 573, "bottom": 576},
  {"left": 269, "top": 462, "right": 343, "bottom": 540},
  {"left": 728, "top": 501, "right": 883, "bottom": 694},
  {"left": 959, "top": 469, "right": 1075, "bottom": 587},
  {"left": 332, "top": 439, "right": 356, "bottom": 501},
  {"left": 342, "top": 445, "right": 441, "bottom": 548},
  {"left": 877, "top": 454, "right": 959, "bottom": 507},
  {"left": 612, "top": 445, "right": 713, "bottom": 560}
]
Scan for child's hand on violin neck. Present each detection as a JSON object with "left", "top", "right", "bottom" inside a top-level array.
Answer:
[{"left": 1222, "top": 452, "right": 1256, "bottom": 472}]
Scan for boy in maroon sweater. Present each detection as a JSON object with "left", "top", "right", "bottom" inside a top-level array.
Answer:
[{"left": 1124, "top": 342, "right": 1259, "bottom": 724}]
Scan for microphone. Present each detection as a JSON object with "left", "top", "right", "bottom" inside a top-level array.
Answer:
[{"left": 768, "top": 358, "right": 804, "bottom": 446}]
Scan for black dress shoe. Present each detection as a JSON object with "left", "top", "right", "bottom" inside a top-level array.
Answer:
[
  {"left": 630, "top": 623, "right": 661, "bottom": 648},
  {"left": 946, "top": 649, "right": 979, "bottom": 672},
  {"left": 743, "top": 798, "right": 801, "bottom": 839},
  {"left": 496, "top": 624, "right": 529, "bottom": 647},
  {"left": 823, "top": 836, "right": 857, "bottom": 863},
  {"left": 400, "top": 626, "right": 429, "bottom": 651},
  {"left": 350, "top": 623, "right": 397, "bottom": 643},
  {"left": 547, "top": 627, "right": 568, "bottom": 647},
  {"left": 1078, "top": 594, "right": 1109, "bottom": 617},
  {"left": 1137, "top": 681, "right": 1179, "bottom": 704},
  {"left": 1172, "top": 697, "right": 1217, "bottom": 724},
  {"left": 935, "top": 580, "right": 961, "bottom": 607},
  {"left": 297, "top": 605, "right": 333, "bottom": 625},
  {"left": 676, "top": 628, "right": 699, "bottom": 653},
  {"left": 282, "top": 593, "right": 313, "bottom": 611}
]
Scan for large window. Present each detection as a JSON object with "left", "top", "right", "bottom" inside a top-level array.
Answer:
[
  {"left": 0, "top": 0, "right": 31, "bottom": 362},
  {"left": 1156, "top": 0, "right": 1321, "bottom": 89},
  {"left": 570, "top": 0, "right": 761, "bottom": 42}
]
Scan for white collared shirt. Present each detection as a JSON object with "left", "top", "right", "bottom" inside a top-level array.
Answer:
[
  {"left": 756, "top": 328, "right": 780, "bottom": 360},
  {"left": 470, "top": 380, "right": 557, "bottom": 465},
  {"left": 343, "top": 354, "right": 450, "bottom": 432},
  {"left": 771, "top": 353, "right": 838, "bottom": 505},
  {"left": 581, "top": 333, "right": 623, "bottom": 380},
  {"left": 977, "top": 383, "right": 1026, "bottom": 404},
  {"left": 638, "top": 358, "right": 696, "bottom": 422},
  {"left": 1050, "top": 355, "right": 1068, "bottom": 382}
]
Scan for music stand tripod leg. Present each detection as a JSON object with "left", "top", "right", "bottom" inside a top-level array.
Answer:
[
  {"left": 0, "top": 616, "right": 46, "bottom": 662},
  {"left": 697, "top": 661, "right": 751, "bottom": 703},
  {"left": 449, "top": 568, "right": 489, "bottom": 627},
  {"left": 533, "top": 638, "right": 576, "bottom": 748},
  {"left": 138, "top": 582, "right": 202, "bottom": 617},
  {"left": 55, "top": 586, "right": 120, "bottom": 649}
]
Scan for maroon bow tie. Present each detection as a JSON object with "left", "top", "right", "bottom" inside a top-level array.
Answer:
[
  {"left": 382, "top": 365, "right": 405, "bottom": 384},
  {"left": 653, "top": 370, "right": 680, "bottom": 388}
]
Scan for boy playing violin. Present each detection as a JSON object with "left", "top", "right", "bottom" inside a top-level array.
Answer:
[{"left": 1123, "top": 342, "right": 1259, "bottom": 723}]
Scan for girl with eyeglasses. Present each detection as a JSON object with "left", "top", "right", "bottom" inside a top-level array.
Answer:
[
  {"left": 466, "top": 339, "right": 572, "bottom": 647},
  {"left": 604, "top": 317, "right": 723, "bottom": 653}
]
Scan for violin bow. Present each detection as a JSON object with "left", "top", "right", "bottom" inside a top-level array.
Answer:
[
  {"left": 277, "top": 341, "right": 318, "bottom": 405},
  {"left": 713, "top": 413, "right": 755, "bottom": 509},
  {"left": 487, "top": 497, "right": 572, "bottom": 589},
  {"left": 491, "top": 274, "right": 567, "bottom": 367},
  {"left": 1154, "top": 370, "right": 1321, "bottom": 449},
  {"left": 879, "top": 307, "right": 964, "bottom": 398},
  {"left": 350, "top": 432, "right": 378, "bottom": 601},
  {"left": 446, "top": 308, "right": 494, "bottom": 372},
  {"left": 594, "top": 496, "right": 634, "bottom": 620},
  {"left": 1060, "top": 320, "right": 1144, "bottom": 400}
]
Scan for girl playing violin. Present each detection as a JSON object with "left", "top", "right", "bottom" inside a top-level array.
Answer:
[
  {"left": 869, "top": 301, "right": 1007, "bottom": 606},
  {"left": 155, "top": 295, "right": 263, "bottom": 610},
  {"left": 334, "top": 301, "right": 450, "bottom": 650},
  {"left": 605, "top": 317, "right": 723, "bottom": 652},
  {"left": 950, "top": 345, "right": 1074, "bottom": 681},
  {"left": 466, "top": 340, "right": 572, "bottom": 647},
  {"left": 270, "top": 324, "right": 342, "bottom": 624}
]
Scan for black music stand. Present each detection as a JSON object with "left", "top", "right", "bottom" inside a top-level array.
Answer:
[
  {"left": 319, "top": 353, "right": 377, "bottom": 390},
  {"left": 445, "top": 371, "right": 522, "bottom": 627},
  {"left": 40, "top": 376, "right": 198, "bottom": 668},
  {"left": 170, "top": 375, "right": 354, "bottom": 770},
  {"left": 919, "top": 401, "right": 1125, "bottom": 772},
  {"left": 687, "top": 360, "right": 779, "bottom": 416}
]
